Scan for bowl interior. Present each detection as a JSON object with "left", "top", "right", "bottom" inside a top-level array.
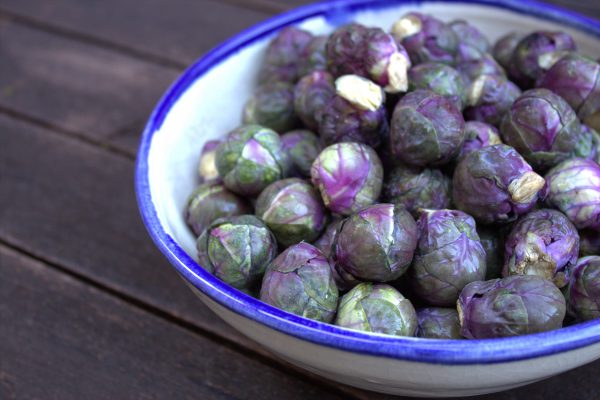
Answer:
[{"left": 138, "top": 0, "right": 600, "bottom": 363}]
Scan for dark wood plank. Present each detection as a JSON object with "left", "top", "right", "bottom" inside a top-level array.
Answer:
[{"left": 0, "top": 244, "right": 344, "bottom": 400}]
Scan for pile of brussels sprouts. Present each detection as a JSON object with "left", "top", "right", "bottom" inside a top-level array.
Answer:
[{"left": 185, "top": 12, "right": 600, "bottom": 340}]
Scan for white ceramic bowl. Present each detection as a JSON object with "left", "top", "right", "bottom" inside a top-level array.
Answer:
[{"left": 136, "top": 0, "right": 600, "bottom": 397}]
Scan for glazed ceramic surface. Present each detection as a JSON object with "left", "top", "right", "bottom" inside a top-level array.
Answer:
[{"left": 136, "top": 1, "right": 600, "bottom": 397}]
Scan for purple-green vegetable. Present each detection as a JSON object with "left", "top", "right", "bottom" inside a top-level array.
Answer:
[
  {"left": 335, "top": 283, "right": 417, "bottom": 336},
  {"left": 464, "top": 74, "right": 521, "bottom": 127},
  {"left": 456, "top": 53, "right": 505, "bottom": 84},
  {"left": 293, "top": 71, "right": 335, "bottom": 131},
  {"left": 453, "top": 144, "right": 545, "bottom": 224},
  {"left": 335, "top": 203, "right": 418, "bottom": 282},
  {"left": 580, "top": 230, "right": 600, "bottom": 257},
  {"left": 255, "top": 178, "right": 328, "bottom": 247},
  {"left": 280, "top": 130, "right": 322, "bottom": 177},
  {"left": 260, "top": 242, "right": 339, "bottom": 322},
  {"left": 215, "top": 125, "right": 291, "bottom": 197},
  {"left": 243, "top": 81, "right": 298, "bottom": 133},
  {"left": 456, "top": 121, "right": 503, "bottom": 162},
  {"left": 390, "top": 89, "right": 465, "bottom": 167},
  {"left": 382, "top": 165, "right": 452, "bottom": 216},
  {"left": 493, "top": 32, "right": 525, "bottom": 74},
  {"left": 502, "top": 209, "right": 579, "bottom": 287},
  {"left": 186, "top": 183, "right": 252, "bottom": 237},
  {"left": 258, "top": 26, "right": 313, "bottom": 84},
  {"left": 197, "top": 215, "right": 277, "bottom": 289},
  {"left": 319, "top": 75, "right": 388, "bottom": 148},
  {"left": 197, "top": 139, "right": 222, "bottom": 184},
  {"left": 407, "top": 62, "right": 468, "bottom": 109},
  {"left": 298, "top": 35, "right": 328, "bottom": 77},
  {"left": 410, "top": 209, "right": 486, "bottom": 306},
  {"left": 449, "top": 20, "right": 490, "bottom": 56},
  {"left": 416, "top": 307, "right": 462, "bottom": 339},
  {"left": 545, "top": 158, "right": 600, "bottom": 231},
  {"left": 565, "top": 256, "right": 600, "bottom": 321},
  {"left": 311, "top": 142, "right": 384, "bottom": 216}
]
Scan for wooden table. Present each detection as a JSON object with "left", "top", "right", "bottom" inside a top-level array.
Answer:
[{"left": 1, "top": 1, "right": 599, "bottom": 398}]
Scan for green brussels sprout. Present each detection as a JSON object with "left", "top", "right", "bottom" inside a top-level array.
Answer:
[
  {"left": 335, "top": 282, "right": 417, "bottom": 336},
  {"left": 416, "top": 307, "right": 463, "bottom": 339},
  {"left": 280, "top": 130, "right": 322, "bottom": 177},
  {"left": 185, "top": 183, "right": 252, "bottom": 237},
  {"left": 197, "top": 215, "right": 277, "bottom": 289},
  {"left": 407, "top": 62, "right": 468, "bottom": 110},
  {"left": 258, "top": 26, "right": 313, "bottom": 84},
  {"left": 215, "top": 125, "right": 290, "bottom": 197},
  {"left": 255, "top": 178, "right": 328, "bottom": 247},
  {"left": 243, "top": 82, "right": 298, "bottom": 133},
  {"left": 565, "top": 256, "right": 600, "bottom": 321},
  {"left": 260, "top": 242, "right": 339, "bottom": 322}
]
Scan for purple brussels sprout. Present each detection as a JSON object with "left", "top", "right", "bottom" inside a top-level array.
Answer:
[
  {"left": 280, "top": 130, "right": 322, "bottom": 177},
  {"left": 258, "top": 26, "right": 313, "bottom": 84},
  {"left": 545, "top": 158, "right": 600, "bottom": 231},
  {"left": 391, "top": 12, "right": 459, "bottom": 65},
  {"left": 458, "top": 275, "right": 566, "bottom": 338},
  {"left": 334, "top": 203, "right": 418, "bottom": 282},
  {"left": 410, "top": 209, "right": 486, "bottom": 306},
  {"left": 537, "top": 54, "right": 600, "bottom": 132},
  {"left": 319, "top": 75, "right": 388, "bottom": 148},
  {"left": 255, "top": 178, "right": 327, "bottom": 247},
  {"left": 493, "top": 32, "right": 525, "bottom": 73},
  {"left": 390, "top": 89, "right": 465, "bottom": 167},
  {"left": 335, "top": 283, "right": 417, "bottom": 336},
  {"left": 477, "top": 225, "right": 506, "bottom": 280},
  {"left": 500, "top": 88, "right": 591, "bottom": 171},
  {"left": 326, "top": 24, "right": 411, "bottom": 93},
  {"left": 293, "top": 71, "right": 335, "bottom": 131},
  {"left": 503, "top": 209, "right": 579, "bottom": 287},
  {"left": 298, "top": 35, "right": 328, "bottom": 77},
  {"left": 186, "top": 183, "right": 252, "bottom": 237},
  {"left": 382, "top": 165, "right": 452, "bottom": 217},
  {"left": 585, "top": 125, "right": 600, "bottom": 164},
  {"left": 513, "top": 31, "right": 576, "bottom": 86},
  {"left": 407, "top": 62, "right": 468, "bottom": 109},
  {"left": 464, "top": 74, "right": 521, "bottom": 127},
  {"left": 456, "top": 53, "right": 505, "bottom": 83},
  {"left": 260, "top": 243, "right": 339, "bottom": 322},
  {"left": 456, "top": 121, "right": 503, "bottom": 162},
  {"left": 566, "top": 256, "right": 600, "bottom": 321},
  {"left": 243, "top": 81, "right": 298, "bottom": 133},
  {"left": 453, "top": 145, "right": 546, "bottom": 224},
  {"left": 197, "top": 215, "right": 277, "bottom": 289},
  {"left": 197, "top": 139, "right": 222, "bottom": 184},
  {"left": 580, "top": 230, "right": 600, "bottom": 257},
  {"left": 416, "top": 307, "right": 462, "bottom": 339},
  {"left": 215, "top": 125, "right": 291, "bottom": 197},
  {"left": 311, "top": 142, "right": 383, "bottom": 216},
  {"left": 449, "top": 20, "right": 490, "bottom": 56}
]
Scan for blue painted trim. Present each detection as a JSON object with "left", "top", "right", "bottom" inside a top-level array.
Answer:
[{"left": 136, "top": 0, "right": 600, "bottom": 365}]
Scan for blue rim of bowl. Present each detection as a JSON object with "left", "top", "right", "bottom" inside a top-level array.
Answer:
[{"left": 136, "top": 0, "right": 600, "bottom": 365}]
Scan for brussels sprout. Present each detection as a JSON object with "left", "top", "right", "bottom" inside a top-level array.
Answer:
[
  {"left": 585, "top": 124, "right": 600, "bottom": 164},
  {"left": 513, "top": 31, "right": 576, "bottom": 86},
  {"left": 410, "top": 209, "right": 486, "bottom": 306},
  {"left": 493, "top": 32, "right": 525, "bottom": 72},
  {"left": 280, "top": 130, "right": 322, "bottom": 177},
  {"left": 500, "top": 88, "right": 590, "bottom": 171},
  {"left": 449, "top": 20, "right": 490, "bottom": 56},
  {"left": 293, "top": 71, "right": 336, "bottom": 131},
  {"left": 391, "top": 12, "right": 459, "bottom": 65},
  {"left": 502, "top": 209, "right": 579, "bottom": 287},
  {"left": 243, "top": 81, "right": 298, "bottom": 133},
  {"left": 215, "top": 125, "right": 290, "bottom": 197},
  {"left": 335, "top": 283, "right": 417, "bottom": 336},
  {"left": 327, "top": 24, "right": 411, "bottom": 93},
  {"left": 311, "top": 142, "right": 383, "bottom": 216},
  {"left": 255, "top": 178, "right": 327, "bottom": 247},
  {"left": 407, "top": 62, "right": 468, "bottom": 109},
  {"left": 258, "top": 26, "right": 313, "bottom": 84},
  {"left": 458, "top": 275, "right": 566, "bottom": 338},
  {"left": 477, "top": 225, "right": 506, "bottom": 280},
  {"left": 453, "top": 145, "right": 546, "bottom": 224},
  {"left": 464, "top": 74, "right": 521, "bottom": 127},
  {"left": 456, "top": 121, "right": 503, "bottom": 162},
  {"left": 456, "top": 53, "right": 505, "bottom": 83},
  {"left": 390, "top": 89, "right": 465, "bottom": 167},
  {"left": 416, "top": 307, "right": 462, "bottom": 339},
  {"left": 313, "top": 218, "right": 342, "bottom": 260},
  {"left": 260, "top": 242, "right": 338, "bottom": 322},
  {"left": 298, "top": 35, "right": 328, "bottom": 77},
  {"left": 186, "top": 183, "right": 252, "bottom": 237},
  {"left": 382, "top": 165, "right": 452, "bottom": 216},
  {"left": 537, "top": 54, "right": 600, "bottom": 132},
  {"left": 566, "top": 256, "right": 600, "bottom": 321},
  {"left": 335, "top": 203, "right": 418, "bottom": 282},
  {"left": 197, "top": 139, "right": 222, "bottom": 184},
  {"left": 319, "top": 75, "right": 388, "bottom": 148},
  {"left": 580, "top": 230, "right": 600, "bottom": 257},
  {"left": 197, "top": 215, "right": 277, "bottom": 289},
  {"left": 545, "top": 158, "right": 600, "bottom": 231}
]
